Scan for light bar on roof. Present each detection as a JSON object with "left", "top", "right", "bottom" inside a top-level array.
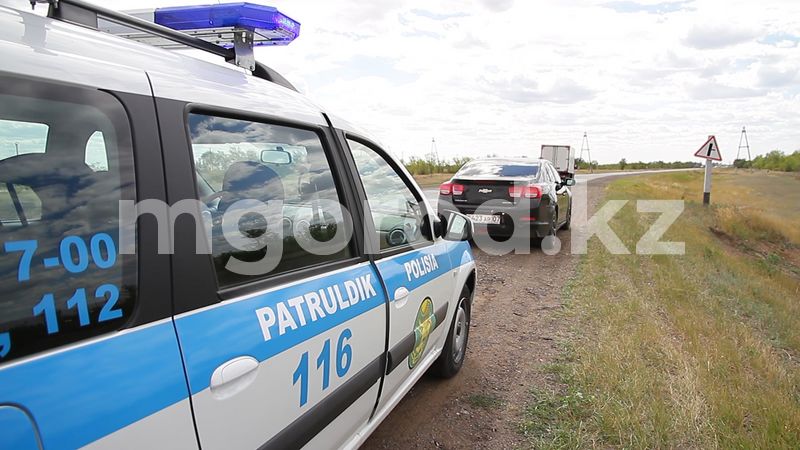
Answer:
[
  {"left": 98, "top": 2, "right": 300, "bottom": 71},
  {"left": 154, "top": 2, "right": 300, "bottom": 46}
]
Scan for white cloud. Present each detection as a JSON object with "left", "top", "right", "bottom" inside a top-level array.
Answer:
[
  {"left": 758, "top": 65, "right": 799, "bottom": 88},
  {"left": 478, "top": 0, "right": 515, "bottom": 13},
  {"left": 684, "top": 24, "right": 758, "bottom": 49},
  {"left": 687, "top": 80, "right": 764, "bottom": 99},
  {"left": 482, "top": 76, "right": 596, "bottom": 104},
  {"left": 88, "top": 0, "right": 800, "bottom": 162}
]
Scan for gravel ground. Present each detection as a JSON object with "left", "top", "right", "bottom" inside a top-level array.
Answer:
[{"left": 362, "top": 178, "right": 612, "bottom": 449}]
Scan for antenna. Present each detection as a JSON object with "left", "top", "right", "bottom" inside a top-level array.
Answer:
[
  {"left": 736, "top": 126, "right": 751, "bottom": 165},
  {"left": 579, "top": 132, "right": 593, "bottom": 173}
]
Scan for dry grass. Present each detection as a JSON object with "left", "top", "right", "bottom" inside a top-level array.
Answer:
[
  {"left": 642, "top": 169, "right": 800, "bottom": 244},
  {"left": 410, "top": 172, "right": 453, "bottom": 188},
  {"left": 526, "top": 170, "right": 800, "bottom": 449}
]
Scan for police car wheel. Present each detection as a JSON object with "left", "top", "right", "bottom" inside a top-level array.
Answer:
[
  {"left": 432, "top": 286, "right": 471, "bottom": 378},
  {"left": 563, "top": 204, "right": 572, "bottom": 230}
]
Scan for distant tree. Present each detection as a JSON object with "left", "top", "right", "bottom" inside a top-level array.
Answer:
[
  {"left": 733, "top": 158, "right": 749, "bottom": 169},
  {"left": 751, "top": 150, "right": 800, "bottom": 172},
  {"left": 619, "top": 158, "right": 627, "bottom": 170},
  {"left": 404, "top": 155, "right": 474, "bottom": 175}
]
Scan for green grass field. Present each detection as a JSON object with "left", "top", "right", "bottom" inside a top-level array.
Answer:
[{"left": 521, "top": 170, "right": 800, "bottom": 449}]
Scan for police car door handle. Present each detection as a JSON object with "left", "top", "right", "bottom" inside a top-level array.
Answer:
[
  {"left": 393, "top": 287, "right": 410, "bottom": 308},
  {"left": 209, "top": 356, "right": 260, "bottom": 400}
]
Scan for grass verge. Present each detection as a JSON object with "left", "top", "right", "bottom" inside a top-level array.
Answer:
[
  {"left": 411, "top": 173, "right": 453, "bottom": 188},
  {"left": 519, "top": 170, "right": 800, "bottom": 449}
]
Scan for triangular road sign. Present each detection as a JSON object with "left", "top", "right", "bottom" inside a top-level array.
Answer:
[{"left": 694, "top": 136, "right": 722, "bottom": 161}]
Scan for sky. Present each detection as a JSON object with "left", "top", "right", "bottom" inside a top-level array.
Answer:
[{"left": 24, "top": 0, "right": 800, "bottom": 163}]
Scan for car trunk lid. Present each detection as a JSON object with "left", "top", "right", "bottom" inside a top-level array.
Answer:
[{"left": 452, "top": 177, "right": 521, "bottom": 204}]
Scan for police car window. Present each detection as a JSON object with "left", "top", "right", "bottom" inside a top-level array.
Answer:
[
  {"left": 0, "top": 120, "right": 48, "bottom": 159},
  {"left": 346, "top": 138, "right": 430, "bottom": 250},
  {"left": 0, "top": 120, "right": 48, "bottom": 224},
  {"left": 85, "top": 131, "right": 109, "bottom": 172},
  {"left": 0, "top": 91, "right": 136, "bottom": 364},
  {"left": 188, "top": 114, "right": 353, "bottom": 288},
  {"left": 0, "top": 185, "right": 42, "bottom": 223}
]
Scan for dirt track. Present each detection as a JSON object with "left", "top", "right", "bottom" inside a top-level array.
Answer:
[{"left": 363, "top": 179, "right": 611, "bottom": 449}]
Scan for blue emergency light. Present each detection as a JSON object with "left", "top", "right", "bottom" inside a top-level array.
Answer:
[
  {"left": 89, "top": 0, "right": 301, "bottom": 81},
  {"left": 153, "top": 3, "right": 300, "bottom": 45}
]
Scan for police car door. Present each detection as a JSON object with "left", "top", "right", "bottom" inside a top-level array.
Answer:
[
  {"left": 0, "top": 73, "right": 195, "bottom": 449},
  {"left": 153, "top": 98, "right": 387, "bottom": 449},
  {"left": 343, "top": 137, "right": 455, "bottom": 410}
]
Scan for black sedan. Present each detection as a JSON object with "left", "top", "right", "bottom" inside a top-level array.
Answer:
[{"left": 437, "top": 158, "right": 574, "bottom": 240}]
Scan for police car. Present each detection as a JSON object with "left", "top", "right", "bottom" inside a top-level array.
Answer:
[{"left": 0, "top": 1, "right": 476, "bottom": 448}]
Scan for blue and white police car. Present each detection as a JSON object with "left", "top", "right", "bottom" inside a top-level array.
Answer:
[{"left": 0, "top": 1, "right": 477, "bottom": 448}]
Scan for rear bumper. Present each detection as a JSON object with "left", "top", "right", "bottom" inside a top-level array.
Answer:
[{"left": 437, "top": 196, "right": 554, "bottom": 238}]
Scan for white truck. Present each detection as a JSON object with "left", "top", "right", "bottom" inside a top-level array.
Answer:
[{"left": 540, "top": 145, "right": 576, "bottom": 180}]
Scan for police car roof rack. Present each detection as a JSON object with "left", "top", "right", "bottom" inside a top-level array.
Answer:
[{"left": 35, "top": 0, "right": 298, "bottom": 91}]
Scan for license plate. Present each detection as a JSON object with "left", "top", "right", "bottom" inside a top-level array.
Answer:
[{"left": 467, "top": 214, "right": 500, "bottom": 225}]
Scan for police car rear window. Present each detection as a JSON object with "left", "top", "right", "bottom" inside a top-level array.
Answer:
[{"left": 0, "top": 86, "right": 136, "bottom": 364}]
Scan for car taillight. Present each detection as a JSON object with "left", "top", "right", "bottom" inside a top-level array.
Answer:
[
  {"left": 509, "top": 185, "right": 541, "bottom": 198},
  {"left": 524, "top": 186, "right": 542, "bottom": 198},
  {"left": 452, "top": 183, "right": 465, "bottom": 196},
  {"left": 439, "top": 182, "right": 452, "bottom": 195}
]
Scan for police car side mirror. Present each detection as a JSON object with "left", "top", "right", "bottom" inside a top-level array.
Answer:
[
  {"left": 435, "top": 213, "right": 447, "bottom": 238},
  {"left": 564, "top": 178, "right": 576, "bottom": 187},
  {"left": 443, "top": 212, "right": 473, "bottom": 242},
  {"left": 429, "top": 214, "right": 445, "bottom": 239},
  {"left": 422, "top": 214, "right": 444, "bottom": 240}
]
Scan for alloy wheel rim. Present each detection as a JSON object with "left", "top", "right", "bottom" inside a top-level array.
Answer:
[{"left": 452, "top": 300, "right": 468, "bottom": 364}]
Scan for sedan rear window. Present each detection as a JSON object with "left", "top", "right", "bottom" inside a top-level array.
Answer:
[{"left": 457, "top": 161, "right": 539, "bottom": 178}]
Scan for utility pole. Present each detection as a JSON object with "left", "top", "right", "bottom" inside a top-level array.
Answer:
[
  {"left": 579, "top": 132, "right": 592, "bottom": 173},
  {"left": 736, "top": 126, "right": 751, "bottom": 167},
  {"left": 430, "top": 137, "right": 439, "bottom": 173}
]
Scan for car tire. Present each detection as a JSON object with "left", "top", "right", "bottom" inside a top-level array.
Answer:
[
  {"left": 539, "top": 209, "right": 559, "bottom": 250},
  {"left": 563, "top": 203, "right": 572, "bottom": 230},
  {"left": 431, "top": 285, "right": 471, "bottom": 378}
]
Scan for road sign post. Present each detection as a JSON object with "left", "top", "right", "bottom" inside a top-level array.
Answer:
[
  {"left": 694, "top": 135, "right": 722, "bottom": 206},
  {"left": 703, "top": 158, "right": 712, "bottom": 204}
]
